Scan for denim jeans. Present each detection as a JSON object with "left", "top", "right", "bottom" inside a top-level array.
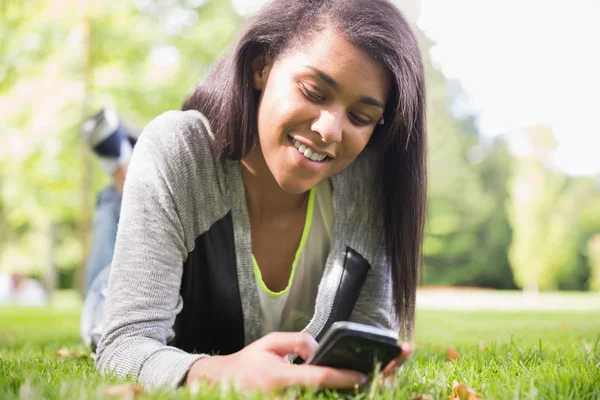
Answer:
[
  {"left": 80, "top": 185, "right": 122, "bottom": 348},
  {"left": 83, "top": 185, "right": 122, "bottom": 295}
]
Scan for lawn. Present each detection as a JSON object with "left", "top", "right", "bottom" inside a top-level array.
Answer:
[{"left": 1, "top": 299, "right": 599, "bottom": 399}]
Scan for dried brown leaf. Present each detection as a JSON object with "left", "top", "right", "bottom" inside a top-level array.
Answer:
[
  {"left": 106, "top": 383, "right": 145, "bottom": 399},
  {"left": 447, "top": 346, "right": 460, "bottom": 361},
  {"left": 448, "top": 380, "right": 484, "bottom": 400},
  {"left": 55, "top": 348, "right": 89, "bottom": 358},
  {"left": 479, "top": 340, "right": 486, "bottom": 351},
  {"left": 56, "top": 348, "right": 73, "bottom": 357}
]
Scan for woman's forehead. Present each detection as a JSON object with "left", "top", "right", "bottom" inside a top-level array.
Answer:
[{"left": 278, "top": 29, "right": 392, "bottom": 99}]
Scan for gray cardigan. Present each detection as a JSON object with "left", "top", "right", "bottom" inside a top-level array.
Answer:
[{"left": 95, "top": 110, "right": 396, "bottom": 389}]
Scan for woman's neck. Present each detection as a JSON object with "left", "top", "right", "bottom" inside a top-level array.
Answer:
[{"left": 240, "top": 145, "right": 309, "bottom": 222}]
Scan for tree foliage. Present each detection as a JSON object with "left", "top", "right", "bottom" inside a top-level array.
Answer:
[
  {"left": 0, "top": 0, "right": 598, "bottom": 292},
  {"left": 0, "top": 0, "right": 242, "bottom": 277},
  {"left": 414, "top": 29, "right": 515, "bottom": 288}
]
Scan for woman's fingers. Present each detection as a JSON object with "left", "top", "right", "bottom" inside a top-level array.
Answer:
[
  {"left": 258, "top": 331, "right": 319, "bottom": 361},
  {"left": 228, "top": 333, "right": 412, "bottom": 390},
  {"left": 397, "top": 342, "right": 412, "bottom": 362},
  {"left": 278, "top": 364, "right": 366, "bottom": 389}
]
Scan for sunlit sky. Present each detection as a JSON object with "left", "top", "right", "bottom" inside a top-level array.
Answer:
[
  {"left": 418, "top": 0, "right": 600, "bottom": 176},
  {"left": 234, "top": 0, "right": 600, "bottom": 176}
]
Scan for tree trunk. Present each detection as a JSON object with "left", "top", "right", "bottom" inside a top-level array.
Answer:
[{"left": 76, "top": 0, "right": 94, "bottom": 297}]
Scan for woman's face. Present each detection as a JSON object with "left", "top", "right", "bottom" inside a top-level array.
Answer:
[{"left": 252, "top": 28, "right": 392, "bottom": 194}]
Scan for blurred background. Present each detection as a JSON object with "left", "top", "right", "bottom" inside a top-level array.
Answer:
[{"left": 0, "top": 0, "right": 598, "bottom": 304}]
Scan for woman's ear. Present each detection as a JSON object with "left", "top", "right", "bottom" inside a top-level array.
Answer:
[{"left": 252, "top": 54, "right": 273, "bottom": 91}]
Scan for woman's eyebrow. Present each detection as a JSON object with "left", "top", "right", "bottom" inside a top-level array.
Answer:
[
  {"left": 305, "top": 65, "right": 385, "bottom": 110},
  {"left": 358, "top": 96, "right": 385, "bottom": 110},
  {"left": 306, "top": 65, "right": 339, "bottom": 90}
]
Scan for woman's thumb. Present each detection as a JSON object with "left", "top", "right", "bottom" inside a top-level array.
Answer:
[{"left": 259, "top": 332, "right": 319, "bottom": 361}]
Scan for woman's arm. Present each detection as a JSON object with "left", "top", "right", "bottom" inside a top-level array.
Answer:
[{"left": 94, "top": 112, "right": 206, "bottom": 389}]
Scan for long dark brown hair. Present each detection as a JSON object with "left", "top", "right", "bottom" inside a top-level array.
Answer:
[{"left": 182, "top": 0, "right": 426, "bottom": 339}]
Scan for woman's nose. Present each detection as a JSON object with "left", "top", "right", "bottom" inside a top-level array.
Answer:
[{"left": 311, "top": 110, "right": 342, "bottom": 143}]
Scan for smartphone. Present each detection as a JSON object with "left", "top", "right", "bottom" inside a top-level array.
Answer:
[{"left": 308, "top": 321, "right": 402, "bottom": 375}]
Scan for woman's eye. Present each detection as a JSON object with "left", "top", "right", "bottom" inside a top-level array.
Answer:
[
  {"left": 300, "top": 83, "right": 326, "bottom": 103},
  {"left": 299, "top": 81, "right": 372, "bottom": 127},
  {"left": 349, "top": 112, "right": 372, "bottom": 127}
]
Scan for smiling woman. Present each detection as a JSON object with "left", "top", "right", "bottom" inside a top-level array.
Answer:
[
  {"left": 87, "top": 0, "right": 426, "bottom": 393},
  {"left": 245, "top": 28, "right": 392, "bottom": 194}
]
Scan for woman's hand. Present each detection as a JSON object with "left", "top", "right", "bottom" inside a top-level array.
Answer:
[{"left": 186, "top": 332, "right": 366, "bottom": 391}]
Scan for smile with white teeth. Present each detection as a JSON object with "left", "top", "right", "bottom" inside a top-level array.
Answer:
[{"left": 292, "top": 138, "right": 328, "bottom": 162}]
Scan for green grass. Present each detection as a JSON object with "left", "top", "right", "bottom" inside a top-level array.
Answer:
[{"left": 1, "top": 306, "right": 599, "bottom": 399}]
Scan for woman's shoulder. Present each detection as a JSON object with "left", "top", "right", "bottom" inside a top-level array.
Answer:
[
  {"left": 333, "top": 147, "right": 378, "bottom": 187},
  {"left": 141, "top": 109, "right": 216, "bottom": 155},
  {"left": 331, "top": 147, "right": 383, "bottom": 250},
  {"left": 138, "top": 109, "right": 222, "bottom": 172},
  {"left": 135, "top": 109, "right": 227, "bottom": 199},
  {"left": 129, "top": 110, "right": 230, "bottom": 241}
]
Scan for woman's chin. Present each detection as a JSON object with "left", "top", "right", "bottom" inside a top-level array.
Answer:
[{"left": 276, "top": 177, "right": 318, "bottom": 195}]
